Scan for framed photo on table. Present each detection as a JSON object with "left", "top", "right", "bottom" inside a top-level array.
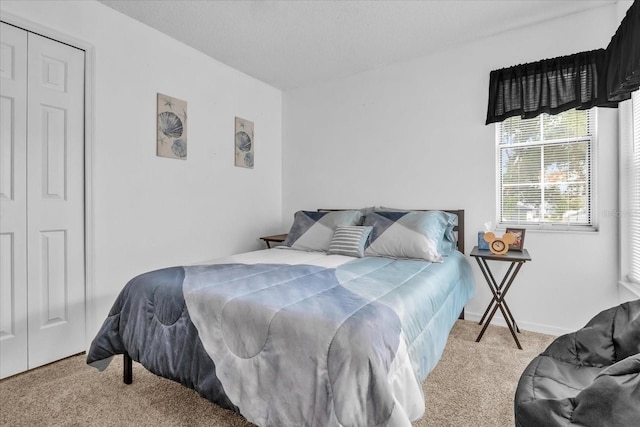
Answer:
[{"left": 505, "top": 227, "right": 526, "bottom": 251}]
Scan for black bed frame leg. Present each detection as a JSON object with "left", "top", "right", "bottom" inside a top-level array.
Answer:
[
  {"left": 123, "top": 352, "right": 132, "bottom": 384},
  {"left": 459, "top": 308, "right": 465, "bottom": 320}
]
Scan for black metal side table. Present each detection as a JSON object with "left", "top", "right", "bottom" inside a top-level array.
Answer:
[{"left": 470, "top": 246, "right": 532, "bottom": 349}]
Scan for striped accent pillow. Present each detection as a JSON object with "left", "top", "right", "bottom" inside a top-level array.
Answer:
[{"left": 327, "top": 226, "right": 373, "bottom": 258}]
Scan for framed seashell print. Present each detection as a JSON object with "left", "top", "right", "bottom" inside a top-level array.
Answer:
[
  {"left": 235, "top": 117, "right": 254, "bottom": 168},
  {"left": 157, "top": 93, "right": 187, "bottom": 159}
]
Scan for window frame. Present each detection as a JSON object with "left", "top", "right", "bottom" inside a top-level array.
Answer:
[
  {"left": 620, "top": 92, "right": 640, "bottom": 291},
  {"left": 495, "top": 108, "right": 598, "bottom": 232}
]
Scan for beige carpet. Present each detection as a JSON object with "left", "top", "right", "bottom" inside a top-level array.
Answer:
[{"left": 0, "top": 320, "right": 555, "bottom": 427}]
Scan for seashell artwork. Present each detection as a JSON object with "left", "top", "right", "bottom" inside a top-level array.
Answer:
[
  {"left": 158, "top": 112, "right": 183, "bottom": 138},
  {"left": 243, "top": 151, "right": 254, "bottom": 168},
  {"left": 235, "top": 131, "right": 252, "bottom": 152},
  {"left": 234, "top": 117, "right": 254, "bottom": 169},
  {"left": 171, "top": 139, "right": 187, "bottom": 158},
  {"left": 157, "top": 93, "right": 187, "bottom": 160}
]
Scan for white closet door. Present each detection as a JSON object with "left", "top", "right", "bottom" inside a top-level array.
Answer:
[
  {"left": 1, "top": 24, "right": 85, "bottom": 378},
  {"left": 0, "top": 23, "right": 29, "bottom": 379},
  {"left": 26, "top": 31, "right": 85, "bottom": 368}
]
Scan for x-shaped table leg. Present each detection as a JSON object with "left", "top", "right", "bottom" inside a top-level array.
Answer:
[{"left": 474, "top": 257, "right": 525, "bottom": 349}]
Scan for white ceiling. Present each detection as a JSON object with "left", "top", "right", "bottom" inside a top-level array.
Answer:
[{"left": 98, "top": 0, "right": 617, "bottom": 90}]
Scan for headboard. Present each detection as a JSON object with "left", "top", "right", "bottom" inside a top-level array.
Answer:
[{"left": 317, "top": 209, "right": 465, "bottom": 254}]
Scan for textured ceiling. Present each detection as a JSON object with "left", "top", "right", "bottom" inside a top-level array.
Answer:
[{"left": 98, "top": 0, "right": 617, "bottom": 90}]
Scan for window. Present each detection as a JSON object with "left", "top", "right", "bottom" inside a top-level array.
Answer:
[
  {"left": 496, "top": 109, "right": 596, "bottom": 230},
  {"left": 621, "top": 91, "right": 640, "bottom": 286}
]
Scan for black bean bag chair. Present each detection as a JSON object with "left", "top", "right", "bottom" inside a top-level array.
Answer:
[{"left": 515, "top": 299, "right": 640, "bottom": 427}]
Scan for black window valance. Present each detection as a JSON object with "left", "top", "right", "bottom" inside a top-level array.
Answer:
[
  {"left": 485, "top": 49, "right": 610, "bottom": 125},
  {"left": 486, "top": 0, "right": 638, "bottom": 125},
  {"left": 605, "top": 0, "right": 639, "bottom": 100}
]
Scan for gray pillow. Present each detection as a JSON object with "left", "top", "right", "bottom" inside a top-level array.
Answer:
[
  {"left": 327, "top": 226, "right": 373, "bottom": 257},
  {"left": 363, "top": 210, "right": 454, "bottom": 262},
  {"left": 283, "top": 210, "right": 363, "bottom": 252}
]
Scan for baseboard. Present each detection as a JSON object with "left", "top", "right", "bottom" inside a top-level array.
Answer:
[{"left": 464, "top": 311, "right": 572, "bottom": 337}]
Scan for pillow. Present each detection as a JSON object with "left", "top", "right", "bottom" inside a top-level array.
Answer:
[
  {"left": 377, "top": 207, "right": 458, "bottom": 256},
  {"left": 363, "top": 210, "right": 454, "bottom": 262},
  {"left": 283, "top": 210, "right": 363, "bottom": 252},
  {"left": 358, "top": 206, "right": 376, "bottom": 218},
  {"left": 318, "top": 207, "right": 373, "bottom": 225},
  {"left": 327, "top": 226, "right": 373, "bottom": 257},
  {"left": 440, "top": 214, "right": 458, "bottom": 256}
]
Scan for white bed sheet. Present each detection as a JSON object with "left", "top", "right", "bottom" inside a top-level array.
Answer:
[{"left": 197, "top": 247, "right": 355, "bottom": 269}]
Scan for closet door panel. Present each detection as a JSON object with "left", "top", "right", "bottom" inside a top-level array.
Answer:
[
  {"left": 26, "top": 32, "right": 85, "bottom": 368},
  {"left": 0, "top": 23, "right": 28, "bottom": 379}
]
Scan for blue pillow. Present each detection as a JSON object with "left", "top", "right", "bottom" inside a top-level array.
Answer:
[
  {"left": 363, "top": 210, "right": 454, "bottom": 262},
  {"left": 327, "top": 226, "right": 373, "bottom": 258},
  {"left": 376, "top": 208, "right": 458, "bottom": 256},
  {"left": 283, "top": 210, "right": 363, "bottom": 252},
  {"left": 440, "top": 213, "right": 458, "bottom": 255}
]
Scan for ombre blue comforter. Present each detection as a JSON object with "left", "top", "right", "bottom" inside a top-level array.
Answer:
[{"left": 87, "top": 250, "right": 474, "bottom": 426}]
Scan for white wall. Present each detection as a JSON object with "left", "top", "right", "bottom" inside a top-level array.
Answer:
[
  {"left": 283, "top": 4, "right": 625, "bottom": 335},
  {"left": 1, "top": 1, "right": 283, "bottom": 342},
  {"left": 2, "top": 0, "right": 629, "bottom": 342}
]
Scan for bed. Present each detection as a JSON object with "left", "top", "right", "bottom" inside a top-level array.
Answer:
[{"left": 87, "top": 208, "right": 475, "bottom": 426}]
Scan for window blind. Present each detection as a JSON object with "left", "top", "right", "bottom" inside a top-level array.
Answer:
[
  {"left": 497, "top": 109, "right": 595, "bottom": 229},
  {"left": 630, "top": 91, "right": 640, "bottom": 284}
]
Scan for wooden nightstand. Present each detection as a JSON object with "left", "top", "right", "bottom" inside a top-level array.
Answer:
[
  {"left": 259, "top": 233, "right": 288, "bottom": 248},
  {"left": 470, "top": 246, "right": 532, "bottom": 349}
]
